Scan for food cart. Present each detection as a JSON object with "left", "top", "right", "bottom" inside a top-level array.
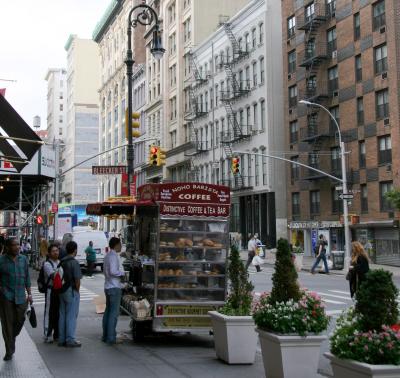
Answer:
[{"left": 87, "top": 183, "right": 230, "bottom": 340}]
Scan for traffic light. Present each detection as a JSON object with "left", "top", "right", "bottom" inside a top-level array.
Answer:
[
  {"left": 36, "top": 215, "right": 43, "bottom": 225},
  {"left": 149, "top": 146, "right": 159, "bottom": 166},
  {"left": 231, "top": 157, "right": 240, "bottom": 174},
  {"left": 125, "top": 110, "right": 141, "bottom": 139},
  {"left": 157, "top": 148, "right": 166, "bottom": 166}
]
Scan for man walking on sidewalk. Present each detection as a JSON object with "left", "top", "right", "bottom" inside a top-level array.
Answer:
[
  {"left": 0, "top": 238, "right": 32, "bottom": 361},
  {"left": 311, "top": 234, "right": 329, "bottom": 275},
  {"left": 245, "top": 234, "right": 258, "bottom": 270},
  {"left": 102, "top": 237, "right": 124, "bottom": 345},
  {"left": 58, "top": 241, "right": 82, "bottom": 348}
]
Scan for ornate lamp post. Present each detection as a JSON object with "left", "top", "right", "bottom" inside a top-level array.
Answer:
[{"left": 125, "top": 3, "right": 165, "bottom": 252}]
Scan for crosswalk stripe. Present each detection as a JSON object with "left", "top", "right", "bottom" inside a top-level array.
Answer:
[
  {"left": 330, "top": 290, "right": 350, "bottom": 295},
  {"left": 30, "top": 286, "right": 98, "bottom": 306},
  {"left": 317, "top": 292, "right": 352, "bottom": 301},
  {"left": 321, "top": 298, "right": 346, "bottom": 305}
]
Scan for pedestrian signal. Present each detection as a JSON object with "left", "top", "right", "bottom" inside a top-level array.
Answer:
[{"left": 231, "top": 157, "right": 240, "bottom": 174}]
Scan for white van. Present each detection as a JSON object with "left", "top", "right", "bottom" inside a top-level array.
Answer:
[{"left": 62, "top": 227, "right": 109, "bottom": 270}]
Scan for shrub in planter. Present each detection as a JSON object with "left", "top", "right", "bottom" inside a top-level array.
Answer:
[{"left": 209, "top": 244, "right": 256, "bottom": 364}]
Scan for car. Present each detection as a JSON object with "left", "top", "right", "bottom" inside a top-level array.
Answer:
[{"left": 62, "top": 226, "right": 108, "bottom": 271}]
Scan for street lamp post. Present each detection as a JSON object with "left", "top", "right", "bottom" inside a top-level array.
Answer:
[
  {"left": 299, "top": 100, "right": 351, "bottom": 270},
  {"left": 125, "top": 4, "right": 164, "bottom": 253}
]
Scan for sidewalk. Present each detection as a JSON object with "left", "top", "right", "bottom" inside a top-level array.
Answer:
[
  {"left": 240, "top": 250, "right": 400, "bottom": 277},
  {"left": 0, "top": 326, "right": 52, "bottom": 378}
]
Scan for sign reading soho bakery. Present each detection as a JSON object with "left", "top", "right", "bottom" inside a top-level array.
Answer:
[{"left": 137, "top": 183, "right": 230, "bottom": 218}]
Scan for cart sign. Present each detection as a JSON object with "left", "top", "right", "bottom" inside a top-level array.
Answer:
[
  {"left": 92, "top": 166, "right": 127, "bottom": 175},
  {"left": 138, "top": 183, "right": 230, "bottom": 218}
]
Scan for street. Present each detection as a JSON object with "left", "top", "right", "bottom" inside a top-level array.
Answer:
[{"left": 2, "top": 265, "right": 392, "bottom": 378}]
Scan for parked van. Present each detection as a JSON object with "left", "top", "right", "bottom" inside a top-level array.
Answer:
[{"left": 62, "top": 227, "right": 108, "bottom": 270}]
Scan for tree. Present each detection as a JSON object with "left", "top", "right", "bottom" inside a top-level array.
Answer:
[
  {"left": 385, "top": 189, "right": 400, "bottom": 211},
  {"left": 355, "top": 269, "right": 399, "bottom": 331},
  {"left": 269, "top": 238, "right": 300, "bottom": 304},
  {"left": 220, "top": 244, "right": 254, "bottom": 316}
]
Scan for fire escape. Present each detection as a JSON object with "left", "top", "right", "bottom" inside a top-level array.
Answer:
[
  {"left": 297, "top": 1, "right": 334, "bottom": 181},
  {"left": 184, "top": 51, "right": 209, "bottom": 181},
  {"left": 219, "top": 22, "right": 251, "bottom": 190}
]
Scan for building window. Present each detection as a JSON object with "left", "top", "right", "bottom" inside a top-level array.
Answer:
[
  {"left": 331, "top": 188, "right": 342, "bottom": 214},
  {"left": 329, "top": 106, "right": 340, "bottom": 132},
  {"left": 359, "top": 140, "right": 366, "bottom": 168},
  {"left": 373, "top": 0, "right": 385, "bottom": 31},
  {"left": 168, "top": 2, "right": 176, "bottom": 24},
  {"left": 327, "top": 27, "right": 337, "bottom": 54},
  {"left": 183, "top": 17, "right": 191, "bottom": 42},
  {"left": 290, "top": 120, "right": 298, "bottom": 143},
  {"left": 255, "top": 151, "right": 260, "bottom": 186},
  {"left": 260, "top": 100, "right": 265, "bottom": 131},
  {"left": 357, "top": 97, "right": 364, "bottom": 125},
  {"left": 361, "top": 184, "right": 368, "bottom": 213},
  {"left": 331, "top": 146, "right": 340, "bottom": 174},
  {"left": 288, "top": 50, "right": 296, "bottom": 74},
  {"left": 374, "top": 44, "right": 388, "bottom": 74},
  {"left": 376, "top": 89, "right": 389, "bottom": 119},
  {"left": 310, "top": 190, "right": 320, "bottom": 215},
  {"left": 289, "top": 85, "right": 297, "bottom": 107},
  {"left": 291, "top": 156, "right": 299, "bottom": 181},
  {"left": 287, "top": 15, "right": 296, "bottom": 38},
  {"left": 354, "top": 13, "right": 360, "bottom": 40},
  {"left": 169, "top": 96, "right": 177, "bottom": 120},
  {"left": 252, "top": 28, "right": 256, "bottom": 48},
  {"left": 305, "top": 2, "right": 315, "bottom": 24},
  {"left": 170, "top": 130, "right": 177, "bottom": 148},
  {"left": 59, "top": 115, "right": 63, "bottom": 123},
  {"left": 380, "top": 181, "right": 393, "bottom": 211},
  {"left": 168, "top": 33, "right": 176, "bottom": 55},
  {"left": 252, "top": 61, "right": 257, "bottom": 86},
  {"left": 59, "top": 104, "right": 63, "bottom": 111},
  {"left": 326, "top": 0, "right": 336, "bottom": 17},
  {"left": 260, "top": 57, "right": 265, "bottom": 84},
  {"left": 355, "top": 55, "right": 362, "bottom": 82},
  {"left": 259, "top": 22, "right": 264, "bottom": 44},
  {"left": 246, "top": 107, "right": 251, "bottom": 130},
  {"left": 245, "top": 33, "right": 250, "bottom": 51},
  {"left": 378, "top": 135, "right": 392, "bottom": 164},
  {"left": 59, "top": 92, "right": 63, "bottom": 99},
  {"left": 261, "top": 148, "right": 267, "bottom": 185},
  {"left": 253, "top": 103, "right": 258, "bottom": 130},
  {"left": 292, "top": 193, "right": 300, "bottom": 216},
  {"left": 328, "top": 65, "right": 338, "bottom": 94}
]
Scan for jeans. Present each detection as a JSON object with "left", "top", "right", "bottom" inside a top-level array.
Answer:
[
  {"left": 86, "top": 261, "right": 96, "bottom": 277},
  {"left": 102, "top": 288, "right": 122, "bottom": 344},
  {"left": 311, "top": 253, "right": 329, "bottom": 273},
  {"left": 58, "top": 287, "right": 80, "bottom": 344}
]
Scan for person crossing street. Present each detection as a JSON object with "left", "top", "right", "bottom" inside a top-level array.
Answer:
[
  {"left": 85, "top": 241, "right": 97, "bottom": 278},
  {"left": 311, "top": 235, "right": 329, "bottom": 275}
]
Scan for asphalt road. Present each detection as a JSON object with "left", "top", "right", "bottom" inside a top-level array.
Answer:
[{"left": 25, "top": 266, "right": 400, "bottom": 378}]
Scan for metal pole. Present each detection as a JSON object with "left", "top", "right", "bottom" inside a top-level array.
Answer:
[
  {"left": 18, "top": 177, "right": 23, "bottom": 241},
  {"left": 53, "top": 140, "right": 60, "bottom": 241}
]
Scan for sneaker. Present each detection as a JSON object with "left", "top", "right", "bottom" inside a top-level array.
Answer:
[
  {"left": 66, "top": 341, "right": 82, "bottom": 348},
  {"left": 44, "top": 336, "right": 54, "bottom": 344}
]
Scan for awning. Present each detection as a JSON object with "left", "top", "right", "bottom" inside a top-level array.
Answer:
[
  {"left": 0, "top": 95, "right": 42, "bottom": 171},
  {"left": 86, "top": 200, "right": 156, "bottom": 216}
]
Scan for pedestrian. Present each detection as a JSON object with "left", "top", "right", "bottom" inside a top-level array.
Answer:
[
  {"left": 0, "top": 238, "right": 32, "bottom": 361},
  {"left": 102, "top": 237, "right": 125, "bottom": 345},
  {"left": 245, "top": 234, "right": 257, "bottom": 270},
  {"left": 347, "top": 241, "right": 370, "bottom": 298},
  {"left": 43, "top": 244, "right": 60, "bottom": 343},
  {"left": 310, "top": 234, "right": 329, "bottom": 274},
  {"left": 58, "top": 241, "right": 82, "bottom": 348},
  {"left": 85, "top": 241, "right": 97, "bottom": 278}
]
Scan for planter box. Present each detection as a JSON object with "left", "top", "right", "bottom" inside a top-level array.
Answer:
[
  {"left": 257, "top": 329, "right": 326, "bottom": 378},
  {"left": 294, "top": 253, "right": 304, "bottom": 271},
  {"left": 325, "top": 352, "right": 400, "bottom": 378},
  {"left": 209, "top": 311, "right": 257, "bottom": 364}
]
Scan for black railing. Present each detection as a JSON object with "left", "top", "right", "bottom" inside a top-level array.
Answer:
[{"left": 297, "top": 3, "right": 327, "bottom": 31}]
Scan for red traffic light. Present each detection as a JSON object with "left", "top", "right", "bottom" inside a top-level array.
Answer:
[
  {"left": 231, "top": 157, "right": 240, "bottom": 174},
  {"left": 36, "top": 215, "right": 43, "bottom": 224},
  {"left": 150, "top": 146, "right": 159, "bottom": 166}
]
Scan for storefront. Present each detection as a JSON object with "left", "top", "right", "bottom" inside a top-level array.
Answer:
[{"left": 288, "top": 220, "right": 344, "bottom": 257}]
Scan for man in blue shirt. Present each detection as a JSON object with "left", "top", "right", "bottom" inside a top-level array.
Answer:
[
  {"left": 102, "top": 237, "right": 124, "bottom": 345},
  {"left": 0, "top": 238, "right": 32, "bottom": 361}
]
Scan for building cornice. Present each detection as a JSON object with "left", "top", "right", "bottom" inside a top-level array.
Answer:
[
  {"left": 64, "top": 34, "right": 77, "bottom": 51},
  {"left": 92, "top": 0, "right": 123, "bottom": 43}
]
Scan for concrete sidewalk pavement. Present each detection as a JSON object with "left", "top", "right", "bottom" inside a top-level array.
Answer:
[{"left": 0, "top": 326, "right": 52, "bottom": 378}]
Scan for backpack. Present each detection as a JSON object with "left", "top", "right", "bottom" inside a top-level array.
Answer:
[
  {"left": 53, "top": 263, "right": 65, "bottom": 291},
  {"left": 37, "top": 261, "right": 48, "bottom": 293}
]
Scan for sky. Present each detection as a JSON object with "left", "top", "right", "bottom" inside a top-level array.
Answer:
[{"left": 0, "top": 0, "right": 110, "bottom": 128}]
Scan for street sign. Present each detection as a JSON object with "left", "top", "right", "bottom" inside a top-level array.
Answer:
[
  {"left": 339, "top": 193, "right": 354, "bottom": 200},
  {"left": 92, "top": 166, "right": 128, "bottom": 175},
  {"left": 335, "top": 186, "right": 343, "bottom": 191},
  {"left": 51, "top": 202, "right": 58, "bottom": 213}
]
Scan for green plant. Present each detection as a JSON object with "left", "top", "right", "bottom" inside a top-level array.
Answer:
[
  {"left": 356, "top": 269, "right": 399, "bottom": 332},
  {"left": 269, "top": 238, "right": 300, "bottom": 304},
  {"left": 385, "top": 189, "right": 400, "bottom": 211},
  {"left": 219, "top": 244, "right": 254, "bottom": 316},
  {"left": 331, "top": 308, "right": 400, "bottom": 365},
  {"left": 253, "top": 291, "right": 329, "bottom": 336}
]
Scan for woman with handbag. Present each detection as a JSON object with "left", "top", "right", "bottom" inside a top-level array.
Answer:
[{"left": 347, "top": 241, "right": 370, "bottom": 298}]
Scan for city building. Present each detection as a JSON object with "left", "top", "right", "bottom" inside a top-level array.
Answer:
[
  {"left": 144, "top": 0, "right": 251, "bottom": 183},
  {"left": 185, "top": 0, "right": 286, "bottom": 247},
  {"left": 282, "top": 0, "right": 400, "bottom": 264},
  {"left": 44, "top": 68, "right": 67, "bottom": 142},
  {"left": 93, "top": 0, "right": 145, "bottom": 232},
  {"left": 63, "top": 35, "right": 100, "bottom": 205}
]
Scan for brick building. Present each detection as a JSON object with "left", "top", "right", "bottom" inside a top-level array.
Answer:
[{"left": 282, "top": 0, "right": 400, "bottom": 264}]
